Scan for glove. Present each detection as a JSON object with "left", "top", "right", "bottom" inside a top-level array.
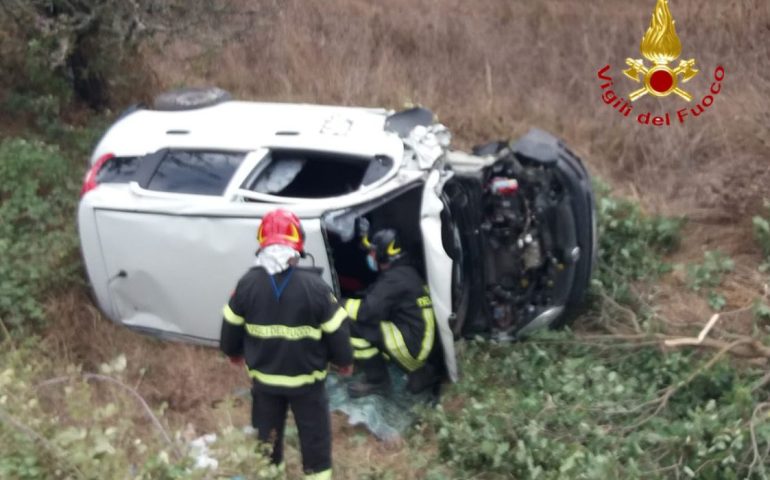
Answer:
[
  {"left": 334, "top": 364, "right": 354, "bottom": 377},
  {"left": 229, "top": 356, "right": 245, "bottom": 366}
]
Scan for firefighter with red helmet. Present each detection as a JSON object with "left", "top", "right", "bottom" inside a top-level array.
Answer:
[
  {"left": 344, "top": 227, "right": 442, "bottom": 398},
  {"left": 220, "top": 209, "right": 353, "bottom": 480}
]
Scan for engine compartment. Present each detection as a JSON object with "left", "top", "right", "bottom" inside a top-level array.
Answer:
[
  {"left": 319, "top": 129, "right": 595, "bottom": 340},
  {"left": 482, "top": 154, "right": 571, "bottom": 337},
  {"left": 446, "top": 129, "right": 595, "bottom": 339}
]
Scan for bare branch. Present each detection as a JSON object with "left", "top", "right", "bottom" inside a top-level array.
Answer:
[
  {"left": 624, "top": 339, "right": 754, "bottom": 432},
  {"left": 748, "top": 402, "right": 770, "bottom": 477}
]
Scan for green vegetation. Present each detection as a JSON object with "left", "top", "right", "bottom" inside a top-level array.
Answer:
[
  {"left": 592, "top": 180, "right": 685, "bottom": 304},
  {"left": 687, "top": 251, "right": 735, "bottom": 292},
  {"left": 422, "top": 334, "right": 770, "bottom": 479},
  {"left": 0, "top": 345, "right": 280, "bottom": 480},
  {"left": 416, "top": 186, "right": 770, "bottom": 479},
  {"left": 0, "top": 114, "right": 107, "bottom": 333},
  {"left": 0, "top": 138, "right": 82, "bottom": 330},
  {"left": 686, "top": 251, "right": 735, "bottom": 312}
]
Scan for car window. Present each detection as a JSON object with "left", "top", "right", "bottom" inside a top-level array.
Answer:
[
  {"left": 96, "top": 156, "right": 140, "bottom": 183},
  {"left": 242, "top": 150, "right": 392, "bottom": 199},
  {"left": 253, "top": 158, "right": 306, "bottom": 194},
  {"left": 147, "top": 151, "right": 246, "bottom": 196}
]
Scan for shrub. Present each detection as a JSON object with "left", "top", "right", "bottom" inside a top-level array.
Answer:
[
  {"left": 686, "top": 251, "right": 735, "bottom": 311},
  {"left": 0, "top": 345, "right": 280, "bottom": 480},
  {"left": 0, "top": 138, "right": 81, "bottom": 330},
  {"left": 422, "top": 334, "right": 770, "bottom": 479},
  {"left": 687, "top": 251, "right": 735, "bottom": 292},
  {"left": 592, "top": 180, "right": 685, "bottom": 303}
]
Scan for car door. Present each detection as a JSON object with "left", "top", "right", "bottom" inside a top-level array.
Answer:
[
  {"left": 419, "top": 168, "right": 459, "bottom": 382},
  {"left": 80, "top": 148, "right": 333, "bottom": 343}
]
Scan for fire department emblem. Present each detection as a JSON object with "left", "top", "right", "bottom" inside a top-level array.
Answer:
[{"left": 624, "top": 0, "right": 698, "bottom": 101}]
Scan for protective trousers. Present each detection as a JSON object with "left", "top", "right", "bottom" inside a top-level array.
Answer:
[
  {"left": 348, "top": 320, "right": 389, "bottom": 381},
  {"left": 251, "top": 383, "right": 332, "bottom": 479}
]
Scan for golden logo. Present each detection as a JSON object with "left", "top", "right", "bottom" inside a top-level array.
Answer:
[{"left": 623, "top": 0, "right": 698, "bottom": 101}]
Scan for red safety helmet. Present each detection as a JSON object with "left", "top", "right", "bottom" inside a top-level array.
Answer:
[{"left": 257, "top": 209, "right": 305, "bottom": 253}]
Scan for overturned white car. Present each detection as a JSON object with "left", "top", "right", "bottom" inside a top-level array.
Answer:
[{"left": 78, "top": 89, "right": 597, "bottom": 380}]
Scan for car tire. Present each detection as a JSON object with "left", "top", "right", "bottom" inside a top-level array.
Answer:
[{"left": 152, "top": 87, "right": 232, "bottom": 111}]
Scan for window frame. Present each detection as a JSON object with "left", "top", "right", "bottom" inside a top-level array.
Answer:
[
  {"left": 132, "top": 148, "right": 249, "bottom": 197},
  {"left": 237, "top": 148, "right": 398, "bottom": 201}
]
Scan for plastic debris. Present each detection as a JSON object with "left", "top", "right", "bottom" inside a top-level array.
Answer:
[
  {"left": 189, "top": 433, "right": 219, "bottom": 470},
  {"left": 326, "top": 364, "right": 434, "bottom": 441}
]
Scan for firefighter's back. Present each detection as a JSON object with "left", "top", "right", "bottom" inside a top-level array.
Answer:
[{"left": 223, "top": 266, "right": 351, "bottom": 395}]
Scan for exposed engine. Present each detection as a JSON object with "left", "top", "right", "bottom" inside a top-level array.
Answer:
[
  {"left": 441, "top": 129, "right": 595, "bottom": 339},
  {"left": 480, "top": 151, "right": 570, "bottom": 337}
]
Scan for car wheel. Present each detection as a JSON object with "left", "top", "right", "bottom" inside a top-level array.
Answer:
[{"left": 152, "top": 87, "right": 232, "bottom": 111}]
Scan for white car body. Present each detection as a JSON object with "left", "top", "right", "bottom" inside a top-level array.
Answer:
[{"left": 79, "top": 97, "right": 598, "bottom": 383}]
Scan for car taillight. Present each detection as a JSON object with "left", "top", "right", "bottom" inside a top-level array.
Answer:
[{"left": 80, "top": 153, "right": 114, "bottom": 198}]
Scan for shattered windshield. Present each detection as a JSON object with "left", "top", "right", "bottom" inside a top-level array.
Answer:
[{"left": 253, "top": 158, "right": 306, "bottom": 193}]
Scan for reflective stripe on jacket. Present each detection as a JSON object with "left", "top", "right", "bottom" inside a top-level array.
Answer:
[
  {"left": 220, "top": 267, "right": 353, "bottom": 395},
  {"left": 345, "top": 261, "right": 435, "bottom": 371}
]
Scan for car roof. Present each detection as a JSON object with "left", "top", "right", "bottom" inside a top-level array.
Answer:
[{"left": 91, "top": 101, "right": 405, "bottom": 163}]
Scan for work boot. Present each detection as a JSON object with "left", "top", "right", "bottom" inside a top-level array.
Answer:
[
  {"left": 406, "top": 363, "right": 440, "bottom": 394},
  {"left": 347, "top": 377, "right": 390, "bottom": 398}
]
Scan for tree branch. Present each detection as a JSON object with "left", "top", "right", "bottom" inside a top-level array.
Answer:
[
  {"left": 748, "top": 402, "right": 770, "bottom": 477},
  {"left": 623, "top": 339, "right": 753, "bottom": 431}
]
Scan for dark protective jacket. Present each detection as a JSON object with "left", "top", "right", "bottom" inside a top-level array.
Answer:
[
  {"left": 346, "top": 259, "right": 435, "bottom": 371},
  {"left": 220, "top": 266, "right": 353, "bottom": 395}
]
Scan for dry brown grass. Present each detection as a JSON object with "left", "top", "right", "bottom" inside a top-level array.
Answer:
[
  {"left": 43, "top": 290, "right": 248, "bottom": 432},
  {"left": 149, "top": 0, "right": 769, "bottom": 217}
]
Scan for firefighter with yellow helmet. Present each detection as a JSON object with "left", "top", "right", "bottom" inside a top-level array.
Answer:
[{"left": 344, "top": 227, "right": 442, "bottom": 398}]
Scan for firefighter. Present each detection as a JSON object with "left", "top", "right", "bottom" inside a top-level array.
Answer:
[
  {"left": 343, "top": 228, "right": 441, "bottom": 398},
  {"left": 220, "top": 209, "right": 353, "bottom": 480}
]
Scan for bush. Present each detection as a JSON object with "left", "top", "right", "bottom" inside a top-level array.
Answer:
[
  {"left": 0, "top": 138, "right": 81, "bottom": 330},
  {"left": 422, "top": 334, "right": 770, "bottom": 479},
  {"left": 0, "top": 1, "right": 151, "bottom": 109},
  {"left": 687, "top": 251, "right": 735, "bottom": 292},
  {"left": 686, "top": 251, "right": 735, "bottom": 311},
  {"left": 592, "top": 180, "right": 685, "bottom": 303},
  {"left": 0, "top": 345, "right": 280, "bottom": 480}
]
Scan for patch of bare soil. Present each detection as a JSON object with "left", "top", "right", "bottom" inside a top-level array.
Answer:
[{"left": 651, "top": 219, "right": 768, "bottom": 334}]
